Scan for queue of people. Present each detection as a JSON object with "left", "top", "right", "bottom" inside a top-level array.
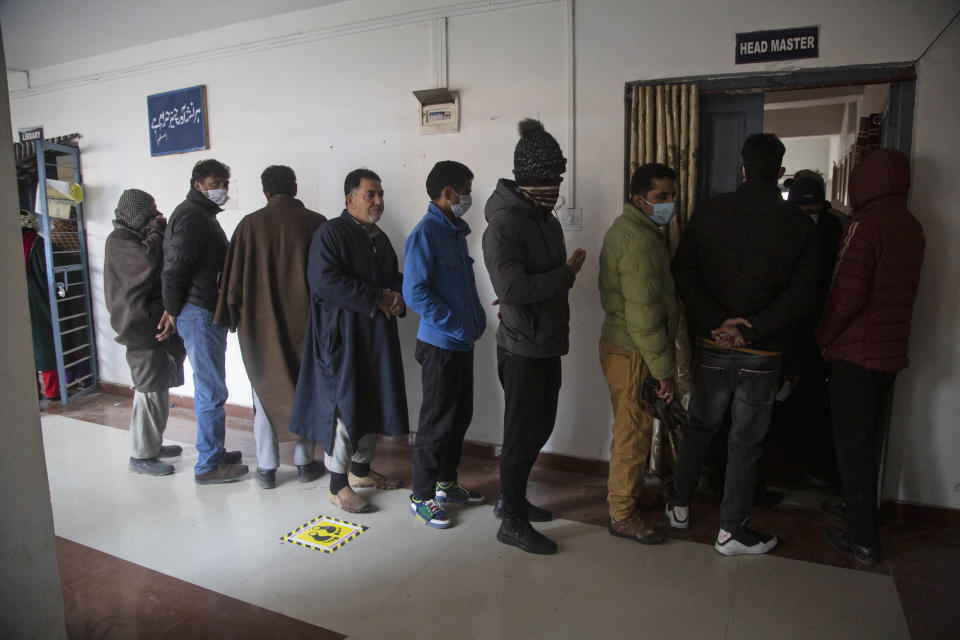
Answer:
[{"left": 100, "top": 121, "right": 924, "bottom": 563}]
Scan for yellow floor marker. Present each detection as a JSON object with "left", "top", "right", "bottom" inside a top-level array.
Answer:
[{"left": 281, "top": 515, "right": 367, "bottom": 554}]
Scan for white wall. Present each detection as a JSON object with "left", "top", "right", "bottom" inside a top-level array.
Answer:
[
  {"left": 7, "top": 0, "right": 959, "bottom": 507},
  {"left": 782, "top": 137, "right": 833, "bottom": 177},
  {"left": 0, "top": 33, "right": 67, "bottom": 639},
  {"left": 781, "top": 135, "right": 836, "bottom": 194},
  {"left": 885, "top": 15, "right": 960, "bottom": 509}
]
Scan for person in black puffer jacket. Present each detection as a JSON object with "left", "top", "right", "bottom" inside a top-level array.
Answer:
[
  {"left": 162, "top": 159, "right": 248, "bottom": 485},
  {"left": 482, "top": 119, "right": 586, "bottom": 555}
]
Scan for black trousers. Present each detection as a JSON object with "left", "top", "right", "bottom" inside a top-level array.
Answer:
[
  {"left": 497, "top": 346, "right": 561, "bottom": 519},
  {"left": 412, "top": 340, "right": 474, "bottom": 500},
  {"left": 829, "top": 360, "right": 896, "bottom": 548},
  {"left": 671, "top": 343, "right": 781, "bottom": 531},
  {"left": 780, "top": 338, "right": 835, "bottom": 474}
]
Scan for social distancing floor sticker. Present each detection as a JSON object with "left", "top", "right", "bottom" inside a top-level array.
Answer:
[{"left": 281, "top": 515, "right": 368, "bottom": 554}]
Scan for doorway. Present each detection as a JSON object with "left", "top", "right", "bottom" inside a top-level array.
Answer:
[
  {"left": 625, "top": 62, "right": 916, "bottom": 206},
  {"left": 623, "top": 63, "right": 916, "bottom": 506}
]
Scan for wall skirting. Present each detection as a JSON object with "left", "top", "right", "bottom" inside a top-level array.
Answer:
[
  {"left": 98, "top": 382, "right": 957, "bottom": 528},
  {"left": 99, "top": 382, "right": 254, "bottom": 422}
]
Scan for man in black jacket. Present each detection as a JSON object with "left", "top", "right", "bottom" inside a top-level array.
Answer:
[
  {"left": 162, "top": 159, "right": 248, "bottom": 485},
  {"left": 668, "top": 134, "right": 818, "bottom": 555},
  {"left": 778, "top": 176, "right": 844, "bottom": 484},
  {"left": 482, "top": 119, "right": 586, "bottom": 555}
]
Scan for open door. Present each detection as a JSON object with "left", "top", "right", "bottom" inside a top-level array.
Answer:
[
  {"left": 697, "top": 93, "right": 764, "bottom": 202},
  {"left": 882, "top": 79, "right": 916, "bottom": 158}
]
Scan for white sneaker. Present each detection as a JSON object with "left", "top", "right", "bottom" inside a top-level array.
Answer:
[
  {"left": 665, "top": 502, "right": 690, "bottom": 529},
  {"left": 715, "top": 518, "right": 777, "bottom": 556}
]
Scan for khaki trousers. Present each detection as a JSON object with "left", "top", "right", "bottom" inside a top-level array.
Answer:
[
  {"left": 599, "top": 338, "right": 654, "bottom": 520},
  {"left": 131, "top": 389, "right": 168, "bottom": 459}
]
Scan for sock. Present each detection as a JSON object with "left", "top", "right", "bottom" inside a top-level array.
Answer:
[
  {"left": 350, "top": 461, "right": 370, "bottom": 477},
  {"left": 437, "top": 478, "right": 456, "bottom": 488},
  {"left": 330, "top": 472, "right": 348, "bottom": 493}
]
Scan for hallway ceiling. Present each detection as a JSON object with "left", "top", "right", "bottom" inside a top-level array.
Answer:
[{"left": 0, "top": 0, "right": 344, "bottom": 71}]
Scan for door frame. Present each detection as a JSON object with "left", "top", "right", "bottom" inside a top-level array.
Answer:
[{"left": 623, "top": 61, "right": 917, "bottom": 199}]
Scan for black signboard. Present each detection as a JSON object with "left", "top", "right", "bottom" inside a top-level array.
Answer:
[
  {"left": 18, "top": 125, "right": 44, "bottom": 142},
  {"left": 147, "top": 85, "right": 208, "bottom": 156},
  {"left": 736, "top": 26, "right": 819, "bottom": 64}
]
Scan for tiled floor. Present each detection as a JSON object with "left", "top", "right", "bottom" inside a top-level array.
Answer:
[{"left": 43, "top": 392, "right": 959, "bottom": 639}]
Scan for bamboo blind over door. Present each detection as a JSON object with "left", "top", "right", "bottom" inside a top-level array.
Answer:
[
  {"left": 628, "top": 83, "right": 699, "bottom": 254},
  {"left": 627, "top": 84, "right": 700, "bottom": 477}
]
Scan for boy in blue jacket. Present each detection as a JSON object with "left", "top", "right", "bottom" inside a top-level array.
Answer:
[{"left": 403, "top": 161, "right": 487, "bottom": 528}]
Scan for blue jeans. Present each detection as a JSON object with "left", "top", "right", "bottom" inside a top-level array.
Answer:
[
  {"left": 177, "top": 303, "right": 229, "bottom": 475},
  {"left": 670, "top": 342, "right": 780, "bottom": 531}
]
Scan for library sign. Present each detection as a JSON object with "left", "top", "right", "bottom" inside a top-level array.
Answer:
[{"left": 736, "top": 26, "right": 819, "bottom": 64}]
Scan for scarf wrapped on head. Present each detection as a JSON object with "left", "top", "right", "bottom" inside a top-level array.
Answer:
[
  {"left": 114, "top": 189, "right": 158, "bottom": 235},
  {"left": 20, "top": 210, "right": 39, "bottom": 231}
]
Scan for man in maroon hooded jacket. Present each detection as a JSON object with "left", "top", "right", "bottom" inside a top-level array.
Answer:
[{"left": 816, "top": 148, "right": 925, "bottom": 564}]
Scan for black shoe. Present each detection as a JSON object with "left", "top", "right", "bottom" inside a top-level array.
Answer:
[
  {"left": 129, "top": 457, "right": 174, "bottom": 476},
  {"left": 822, "top": 500, "right": 847, "bottom": 524},
  {"left": 256, "top": 467, "right": 277, "bottom": 489},
  {"left": 493, "top": 494, "right": 553, "bottom": 522},
  {"left": 195, "top": 462, "right": 249, "bottom": 485},
  {"left": 297, "top": 460, "right": 325, "bottom": 483},
  {"left": 496, "top": 518, "right": 557, "bottom": 555},
  {"left": 824, "top": 528, "right": 878, "bottom": 565},
  {"left": 223, "top": 450, "right": 243, "bottom": 464},
  {"left": 158, "top": 444, "right": 182, "bottom": 458}
]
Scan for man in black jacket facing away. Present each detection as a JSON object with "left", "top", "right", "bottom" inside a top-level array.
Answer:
[
  {"left": 667, "top": 134, "right": 818, "bottom": 555},
  {"left": 162, "top": 159, "right": 248, "bottom": 485}
]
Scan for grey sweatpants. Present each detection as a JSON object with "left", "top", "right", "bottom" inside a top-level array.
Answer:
[
  {"left": 252, "top": 389, "right": 316, "bottom": 470},
  {"left": 131, "top": 389, "right": 168, "bottom": 459},
  {"left": 324, "top": 411, "right": 377, "bottom": 475}
]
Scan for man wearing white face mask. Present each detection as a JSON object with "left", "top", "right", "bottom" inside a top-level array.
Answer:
[
  {"left": 402, "top": 161, "right": 487, "bottom": 528},
  {"left": 162, "top": 159, "right": 248, "bottom": 485},
  {"left": 598, "top": 162, "right": 680, "bottom": 545}
]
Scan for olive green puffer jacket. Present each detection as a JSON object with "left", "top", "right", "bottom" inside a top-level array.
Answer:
[{"left": 598, "top": 202, "right": 680, "bottom": 380}]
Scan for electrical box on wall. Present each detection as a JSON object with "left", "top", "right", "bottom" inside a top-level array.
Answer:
[{"left": 413, "top": 88, "right": 460, "bottom": 135}]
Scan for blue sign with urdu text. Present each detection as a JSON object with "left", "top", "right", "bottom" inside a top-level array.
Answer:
[{"left": 147, "top": 85, "right": 208, "bottom": 156}]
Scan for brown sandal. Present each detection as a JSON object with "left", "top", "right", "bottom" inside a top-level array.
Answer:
[
  {"left": 348, "top": 469, "right": 400, "bottom": 490},
  {"left": 329, "top": 486, "right": 370, "bottom": 513}
]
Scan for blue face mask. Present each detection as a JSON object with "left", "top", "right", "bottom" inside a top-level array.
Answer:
[{"left": 640, "top": 196, "right": 676, "bottom": 226}]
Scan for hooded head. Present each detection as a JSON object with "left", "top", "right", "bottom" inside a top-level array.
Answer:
[
  {"left": 513, "top": 118, "right": 566, "bottom": 184},
  {"left": 114, "top": 189, "right": 159, "bottom": 233},
  {"left": 849, "top": 148, "right": 910, "bottom": 211},
  {"left": 20, "top": 210, "right": 39, "bottom": 231}
]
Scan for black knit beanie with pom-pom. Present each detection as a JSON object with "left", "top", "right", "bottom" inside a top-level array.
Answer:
[{"left": 513, "top": 118, "right": 566, "bottom": 183}]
